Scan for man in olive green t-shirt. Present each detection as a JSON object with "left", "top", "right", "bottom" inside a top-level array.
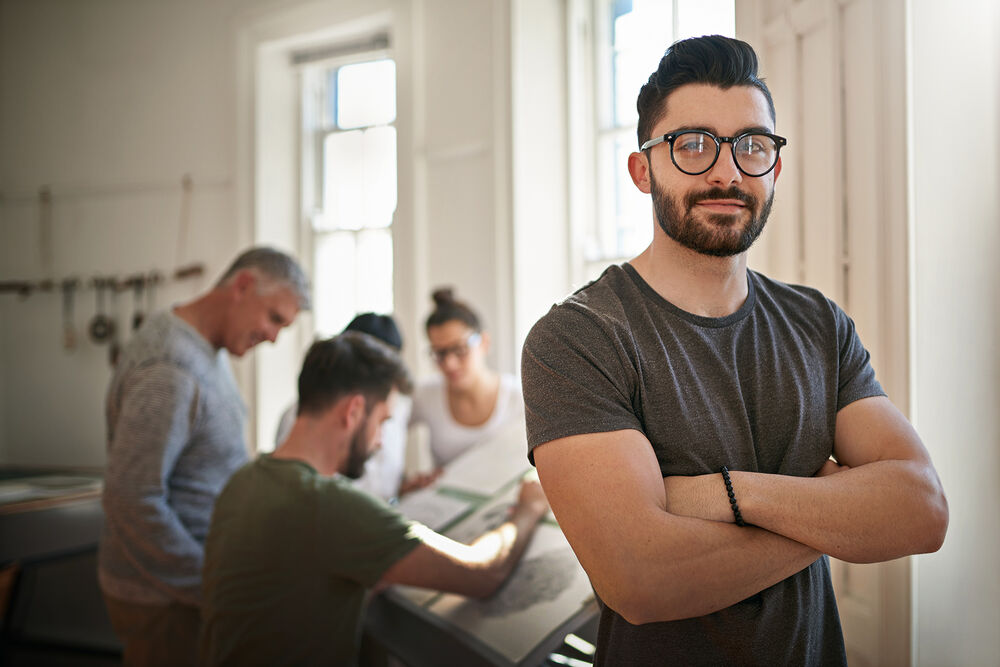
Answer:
[{"left": 201, "top": 332, "right": 548, "bottom": 666}]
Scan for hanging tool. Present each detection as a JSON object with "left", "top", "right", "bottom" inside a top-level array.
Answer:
[
  {"left": 107, "top": 279, "right": 122, "bottom": 365},
  {"left": 38, "top": 187, "right": 53, "bottom": 275},
  {"left": 130, "top": 275, "right": 146, "bottom": 330},
  {"left": 88, "top": 278, "right": 116, "bottom": 344},
  {"left": 146, "top": 271, "right": 160, "bottom": 317},
  {"left": 61, "top": 278, "right": 78, "bottom": 350}
]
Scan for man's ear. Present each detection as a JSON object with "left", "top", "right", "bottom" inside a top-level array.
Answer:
[
  {"left": 342, "top": 394, "right": 366, "bottom": 430},
  {"left": 479, "top": 331, "right": 491, "bottom": 354},
  {"left": 773, "top": 156, "right": 782, "bottom": 182},
  {"left": 231, "top": 269, "right": 256, "bottom": 299},
  {"left": 628, "top": 151, "right": 652, "bottom": 194}
]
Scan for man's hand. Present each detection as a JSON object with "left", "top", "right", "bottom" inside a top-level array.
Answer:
[
  {"left": 728, "top": 397, "right": 948, "bottom": 563},
  {"left": 378, "top": 475, "right": 548, "bottom": 598},
  {"left": 535, "top": 430, "right": 821, "bottom": 624},
  {"left": 513, "top": 475, "right": 550, "bottom": 519},
  {"left": 399, "top": 468, "right": 444, "bottom": 495},
  {"left": 814, "top": 459, "right": 850, "bottom": 477},
  {"left": 663, "top": 458, "right": 855, "bottom": 524}
]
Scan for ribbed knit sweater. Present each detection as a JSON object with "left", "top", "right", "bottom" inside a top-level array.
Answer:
[{"left": 98, "top": 311, "right": 248, "bottom": 606}]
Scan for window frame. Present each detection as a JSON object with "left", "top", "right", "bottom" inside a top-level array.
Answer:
[
  {"left": 299, "top": 49, "right": 398, "bottom": 338},
  {"left": 568, "top": 0, "right": 736, "bottom": 286}
]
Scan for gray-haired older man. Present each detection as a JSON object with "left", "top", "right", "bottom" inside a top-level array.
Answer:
[{"left": 99, "top": 247, "right": 310, "bottom": 666}]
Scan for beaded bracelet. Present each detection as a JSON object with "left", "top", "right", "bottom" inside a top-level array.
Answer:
[{"left": 720, "top": 466, "right": 747, "bottom": 527}]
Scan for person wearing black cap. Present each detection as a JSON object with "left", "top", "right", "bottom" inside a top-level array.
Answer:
[{"left": 274, "top": 313, "right": 411, "bottom": 501}]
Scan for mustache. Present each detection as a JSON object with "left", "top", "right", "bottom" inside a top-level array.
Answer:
[{"left": 684, "top": 187, "right": 757, "bottom": 208}]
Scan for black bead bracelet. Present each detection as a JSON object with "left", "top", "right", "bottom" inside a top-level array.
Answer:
[{"left": 721, "top": 466, "right": 747, "bottom": 527}]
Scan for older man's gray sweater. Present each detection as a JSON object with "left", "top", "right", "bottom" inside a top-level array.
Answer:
[{"left": 98, "top": 311, "right": 248, "bottom": 606}]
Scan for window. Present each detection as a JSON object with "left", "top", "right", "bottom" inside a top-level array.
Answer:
[
  {"left": 576, "top": 0, "right": 735, "bottom": 281},
  {"left": 302, "top": 54, "right": 397, "bottom": 336}
]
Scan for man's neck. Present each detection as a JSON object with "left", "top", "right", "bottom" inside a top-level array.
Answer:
[
  {"left": 272, "top": 417, "right": 347, "bottom": 477},
  {"left": 629, "top": 234, "right": 750, "bottom": 318},
  {"left": 173, "top": 291, "right": 226, "bottom": 350}
]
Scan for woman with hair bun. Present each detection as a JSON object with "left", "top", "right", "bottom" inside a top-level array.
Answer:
[{"left": 406, "top": 287, "right": 523, "bottom": 483}]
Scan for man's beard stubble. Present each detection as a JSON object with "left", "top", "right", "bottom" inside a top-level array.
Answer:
[
  {"left": 650, "top": 168, "right": 775, "bottom": 258},
  {"left": 343, "top": 421, "right": 371, "bottom": 480}
]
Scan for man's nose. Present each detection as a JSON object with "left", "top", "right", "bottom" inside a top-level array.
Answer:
[{"left": 705, "top": 144, "right": 743, "bottom": 187}]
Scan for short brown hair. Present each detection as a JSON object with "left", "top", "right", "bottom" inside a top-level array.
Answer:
[{"left": 297, "top": 332, "right": 412, "bottom": 417}]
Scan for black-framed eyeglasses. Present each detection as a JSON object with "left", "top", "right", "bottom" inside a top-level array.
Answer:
[
  {"left": 640, "top": 130, "right": 787, "bottom": 177},
  {"left": 429, "top": 332, "right": 482, "bottom": 365}
]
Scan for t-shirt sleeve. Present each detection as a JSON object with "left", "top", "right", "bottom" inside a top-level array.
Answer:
[
  {"left": 317, "top": 483, "right": 423, "bottom": 587},
  {"left": 521, "top": 304, "right": 642, "bottom": 464},
  {"left": 832, "top": 302, "right": 886, "bottom": 410}
]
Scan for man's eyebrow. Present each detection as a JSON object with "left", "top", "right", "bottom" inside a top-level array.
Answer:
[
  {"left": 667, "top": 124, "right": 775, "bottom": 136},
  {"left": 738, "top": 125, "right": 775, "bottom": 135},
  {"left": 669, "top": 124, "right": 718, "bottom": 134}
]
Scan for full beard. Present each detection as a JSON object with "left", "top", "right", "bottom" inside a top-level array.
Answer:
[{"left": 650, "top": 171, "right": 774, "bottom": 258}]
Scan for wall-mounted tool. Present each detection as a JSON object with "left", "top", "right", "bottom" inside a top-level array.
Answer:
[
  {"left": 108, "top": 280, "right": 121, "bottom": 365},
  {"left": 128, "top": 275, "right": 146, "bottom": 331},
  {"left": 88, "top": 278, "right": 116, "bottom": 345},
  {"left": 61, "top": 278, "right": 78, "bottom": 350}
]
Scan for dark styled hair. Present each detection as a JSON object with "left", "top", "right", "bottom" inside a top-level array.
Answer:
[
  {"left": 343, "top": 313, "right": 403, "bottom": 351},
  {"left": 216, "top": 246, "right": 311, "bottom": 310},
  {"left": 297, "top": 331, "right": 412, "bottom": 417},
  {"left": 425, "top": 287, "right": 481, "bottom": 332},
  {"left": 636, "top": 35, "right": 776, "bottom": 149}
]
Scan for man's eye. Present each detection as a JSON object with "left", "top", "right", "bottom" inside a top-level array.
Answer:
[
  {"left": 676, "top": 140, "right": 706, "bottom": 153},
  {"left": 739, "top": 137, "right": 772, "bottom": 155}
]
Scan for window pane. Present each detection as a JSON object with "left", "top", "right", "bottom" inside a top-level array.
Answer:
[
  {"left": 593, "top": 136, "right": 619, "bottom": 259},
  {"left": 337, "top": 59, "right": 397, "bottom": 130},
  {"left": 363, "top": 126, "right": 397, "bottom": 229},
  {"left": 320, "top": 128, "right": 397, "bottom": 231},
  {"left": 314, "top": 232, "right": 358, "bottom": 336},
  {"left": 313, "top": 230, "right": 394, "bottom": 337},
  {"left": 613, "top": 0, "right": 672, "bottom": 46},
  {"left": 677, "top": 0, "right": 735, "bottom": 40},
  {"left": 588, "top": 0, "right": 734, "bottom": 265},
  {"left": 593, "top": 132, "right": 651, "bottom": 260},
  {"left": 320, "top": 130, "right": 364, "bottom": 231},
  {"left": 355, "top": 229, "right": 394, "bottom": 315},
  {"left": 613, "top": 134, "right": 652, "bottom": 256},
  {"left": 612, "top": 1, "right": 673, "bottom": 127},
  {"left": 613, "top": 49, "right": 656, "bottom": 127}
]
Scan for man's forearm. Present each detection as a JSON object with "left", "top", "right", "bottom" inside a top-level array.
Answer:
[
  {"left": 595, "top": 509, "right": 820, "bottom": 624},
  {"left": 465, "top": 505, "right": 545, "bottom": 597},
  {"left": 664, "top": 460, "right": 947, "bottom": 563},
  {"left": 387, "top": 503, "right": 547, "bottom": 599},
  {"left": 735, "top": 460, "right": 947, "bottom": 562}
]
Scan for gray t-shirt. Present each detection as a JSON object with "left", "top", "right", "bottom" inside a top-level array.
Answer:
[{"left": 522, "top": 264, "right": 884, "bottom": 666}]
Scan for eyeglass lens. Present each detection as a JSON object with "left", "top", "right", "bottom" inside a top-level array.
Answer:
[
  {"left": 430, "top": 333, "right": 481, "bottom": 364},
  {"left": 672, "top": 131, "right": 780, "bottom": 177}
]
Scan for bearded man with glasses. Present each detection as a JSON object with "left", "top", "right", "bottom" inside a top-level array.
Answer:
[{"left": 522, "top": 34, "right": 947, "bottom": 666}]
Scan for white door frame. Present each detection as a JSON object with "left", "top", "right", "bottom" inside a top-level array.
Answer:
[{"left": 738, "top": 0, "right": 913, "bottom": 664}]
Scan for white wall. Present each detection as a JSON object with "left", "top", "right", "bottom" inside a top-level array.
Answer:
[
  {"left": 0, "top": 0, "right": 529, "bottom": 465},
  {"left": 511, "top": 0, "right": 570, "bottom": 364},
  {"left": 409, "top": 0, "right": 516, "bottom": 380},
  {"left": 909, "top": 1, "right": 1000, "bottom": 664},
  {"left": 0, "top": 0, "right": 271, "bottom": 467}
]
